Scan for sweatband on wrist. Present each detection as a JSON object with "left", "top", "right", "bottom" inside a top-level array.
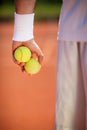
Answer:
[{"left": 13, "top": 12, "right": 34, "bottom": 41}]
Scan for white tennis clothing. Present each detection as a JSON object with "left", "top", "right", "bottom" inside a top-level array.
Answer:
[{"left": 58, "top": 0, "right": 87, "bottom": 41}]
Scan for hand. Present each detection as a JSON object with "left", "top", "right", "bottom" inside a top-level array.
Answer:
[{"left": 12, "top": 39, "right": 44, "bottom": 72}]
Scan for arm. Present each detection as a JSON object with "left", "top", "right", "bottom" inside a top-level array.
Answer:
[
  {"left": 12, "top": 0, "right": 44, "bottom": 70},
  {"left": 15, "top": 0, "right": 36, "bottom": 14}
]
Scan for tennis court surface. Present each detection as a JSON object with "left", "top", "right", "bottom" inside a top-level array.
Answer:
[{"left": 0, "top": 21, "right": 58, "bottom": 130}]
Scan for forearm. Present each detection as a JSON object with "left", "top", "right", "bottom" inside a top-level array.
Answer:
[{"left": 15, "top": 0, "right": 36, "bottom": 14}]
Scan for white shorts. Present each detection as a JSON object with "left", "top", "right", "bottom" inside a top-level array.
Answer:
[{"left": 55, "top": 41, "right": 87, "bottom": 130}]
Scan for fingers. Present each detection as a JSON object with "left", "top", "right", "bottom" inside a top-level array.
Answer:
[
  {"left": 24, "top": 40, "right": 44, "bottom": 64},
  {"left": 38, "top": 55, "right": 44, "bottom": 64},
  {"left": 14, "top": 58, "right": 25, "bottom": 67},
  {"left": 31, "top": 48, "right": 44, "bottom": 64},
  {"left": 32, "top": 51, "right": 44, "bottom": 64}
]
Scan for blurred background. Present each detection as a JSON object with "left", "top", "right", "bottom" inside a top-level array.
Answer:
[
  {"left": 0, "top": 0, "right": 62, "bottom": 21},
  {"left": 0, "top": 1, "right": 62, "bottom": 130}
]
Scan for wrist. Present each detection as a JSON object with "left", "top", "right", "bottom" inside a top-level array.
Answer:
[{"left": 13, "top": 12, "right": 34, "bottom": 42}]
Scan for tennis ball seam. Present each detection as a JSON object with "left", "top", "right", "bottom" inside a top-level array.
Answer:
[
  {"left": 14, "top": 46, "right": 32, "bottom": 62},
  {"left": 20, "top": 48, "right": 23, "bottom": 62}
]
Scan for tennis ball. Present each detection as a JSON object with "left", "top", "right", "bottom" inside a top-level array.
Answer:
[
  {"left": 24, "top": 58, "right": 41, "bottom": 74},
  {"left": 14, "top": 46, "right": 31, "bottom": 62}
]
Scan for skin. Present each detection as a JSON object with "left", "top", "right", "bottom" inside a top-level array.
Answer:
[{"left": 12, "top": 0, "right": 44, "bottom": 72}]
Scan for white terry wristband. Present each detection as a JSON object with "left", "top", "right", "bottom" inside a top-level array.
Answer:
[{"left": 13, "top": 12, "right": 34, "bottom": 41}]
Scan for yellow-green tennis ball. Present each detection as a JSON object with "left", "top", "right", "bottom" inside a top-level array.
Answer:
[
  {"left": 24, "top": 58, "right": 41, "bottom": 74},
  {"left": 14, "top": 46, "right": 31, "bottom": 62}
]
